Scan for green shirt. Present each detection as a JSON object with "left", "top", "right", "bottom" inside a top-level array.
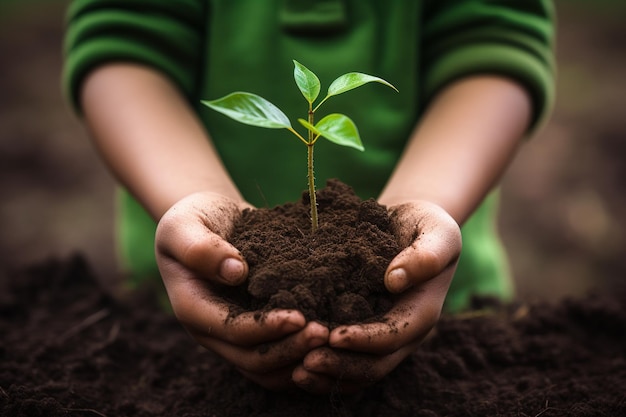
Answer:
[{"left": 64, "top": 0, "right": 555, "bottom": 312}]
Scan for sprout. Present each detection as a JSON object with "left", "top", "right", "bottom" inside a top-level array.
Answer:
[{"left": 202, "top": 60, "right": 397, "bottom": 233}]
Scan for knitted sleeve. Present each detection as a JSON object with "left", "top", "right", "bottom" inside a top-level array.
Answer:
[
  {"left": 63, "top": 0, "right": 206, "bottom": 113},
  {"left": 422, "top": 0, "right": 556, "bottom": 132}
]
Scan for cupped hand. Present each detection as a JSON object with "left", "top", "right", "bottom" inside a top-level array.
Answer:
[
  {"left": 155, "top": 191, "right": 329, "bottom": 390},
  {"left": 292, "top": 200, "right": 462, "bottom": 394}
]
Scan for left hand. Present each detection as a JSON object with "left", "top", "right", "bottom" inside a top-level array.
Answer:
[
  {"left": 156, "top": 191, "right": 329, "bottom": 391},
  {"left": 292, "top": 200, "right": 462, "bottom": 394}
]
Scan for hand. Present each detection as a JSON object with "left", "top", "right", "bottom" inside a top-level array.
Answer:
[
  {"left": 155, "top": 191, "right": 329, "bottom": 390},
  {"left": 292, "top": 200, "right": 462, "bottom": 394}
]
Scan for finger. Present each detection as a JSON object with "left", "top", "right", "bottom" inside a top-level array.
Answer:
[
  {"left": 328, "top": 278, "right": 450, "bottom": 355},
  {"left": 158, "top": 257, "right": 307, "bottom": 344},
  {"left": 385, "top": 203, "right": 461, "bottom": 293},
  {"left": 296, "top": 342, "right": 419, "bottom": 389},
  {"left": 197, "top": 321, "right": 329, "bottom": 374},
  {"left": 156, "top": 199, "right": 247, "bottom": 286},
  {"left": 179, "top": 295, "right": 307, "bottom": 347}
]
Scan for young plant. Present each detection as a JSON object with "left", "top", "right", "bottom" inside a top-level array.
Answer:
[{"left": 202, "top": 60, "right": 397, "bottom": 233}]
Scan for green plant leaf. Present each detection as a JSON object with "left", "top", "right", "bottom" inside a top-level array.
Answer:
[
  {"left": 327, "top": 72, "right": 398, "bottom": 98},
  {"left": 201, "top": 92, "right": 291, "bottom": 129},
  {"left": 299, "top": 114, "right": 364, "bottom": 151},
  {"left": 293, "top": 60, "right": 321, "bottom": 105}
]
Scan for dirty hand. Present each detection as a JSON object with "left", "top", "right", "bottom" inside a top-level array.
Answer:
[
  {"left": 292, "top": 200, "right": 461, "bottom": 394},
  {"left": 155, "top": 191, "right": 329, "bottom": 390}
]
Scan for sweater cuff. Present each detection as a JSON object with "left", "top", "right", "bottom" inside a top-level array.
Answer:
[
  {"left": 63, "top": 3, "right": 203, "bottom": 115},
  {"left": 63, "top": 38, "right": 196, "bottom": 115},
  {"left": 423, "top": 43, "right": 555, "bottom": 135}
]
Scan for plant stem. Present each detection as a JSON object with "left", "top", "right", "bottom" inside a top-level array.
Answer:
[
  {"left": 307, "top": 106, "right": 318, "bottom": 233},
  {"left": 307, "top": 142, "right": 317, "bottom": 233}
]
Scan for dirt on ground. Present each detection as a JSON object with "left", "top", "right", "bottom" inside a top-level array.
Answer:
[{"left": 1, "top": 254, "right": 624, "bottom": 416}]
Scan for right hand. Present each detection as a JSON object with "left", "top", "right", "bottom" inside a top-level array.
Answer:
[
  {"left": 292, "top": 200, "right": 461, "bottom": 394},
  {"left": 155, "top": 192, "right": 329, "bottom": 390}
]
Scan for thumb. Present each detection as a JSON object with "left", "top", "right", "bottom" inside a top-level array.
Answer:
[
  {"left": 384, "top": 202, "right": 461, "bottom": 293},
  {"left": 156, "top": 199, "right": 248, "bottom": 286}
]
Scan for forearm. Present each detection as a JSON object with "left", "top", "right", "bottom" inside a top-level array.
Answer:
[
  {"left": 378, "top": 76, "right": 532, "bottom": 225},
  {"left": 80, "top": 63, "right": 244, "bottom": 220}
]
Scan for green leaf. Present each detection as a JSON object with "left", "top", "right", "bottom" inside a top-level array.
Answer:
[
  {"left": 201, "top": 92, "right": 291, "bottom": 129},
  {"left": 298, "top": 114, "right": 364, "bottom": 151},
  {"left": 327, "top": 72, "right": 398, "bottom": 98},
  {"left": 293, "top": 60, "right": 321, "bottom": 105}
]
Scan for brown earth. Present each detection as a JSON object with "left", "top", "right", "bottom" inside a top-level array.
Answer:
[{"left": 1, "top": 254, "right": 624, "bottom": 416}]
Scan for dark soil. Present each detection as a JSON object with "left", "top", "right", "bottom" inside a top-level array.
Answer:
[
  {"left": 223, "top": 179, "right": 399, "bottom": 326},
  {"left": 2, "top": 255, "right": 625, "bottom": 417}
]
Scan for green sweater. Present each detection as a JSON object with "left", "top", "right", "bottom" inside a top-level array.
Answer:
[{"left": 63, "top": 0, "right": 555, "bottom": 312}]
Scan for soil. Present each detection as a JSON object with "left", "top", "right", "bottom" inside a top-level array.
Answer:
[
  {"left": 2, "top": 255, "right": 625, "bottom": 417},
  {"left": 224, "top": 179, "right": 399, "bottom": 326}
]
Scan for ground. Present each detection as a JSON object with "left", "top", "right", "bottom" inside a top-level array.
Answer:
[{"left": 1, "top": 2, "right": 625, "bottom": 416}]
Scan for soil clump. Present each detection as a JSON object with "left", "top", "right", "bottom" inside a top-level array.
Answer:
[{"left": 224, "top": 179, "right": 399, "bottom": 326}]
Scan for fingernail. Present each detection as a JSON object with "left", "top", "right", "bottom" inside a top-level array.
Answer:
[
  {"left": 329, "top": 327, "right": 350, "bottom": 348},
  {"left": 280, "top": 312, "right": 306, "bottom": 332},
  {"left": 283, "top": 320, "right": 304, "bottom": 333},
  {"left": 386, "top": 268, "right": 408, "bottom": 293},
  {"left": 219, "top": 258, "right": 246, "bottom": 284}
]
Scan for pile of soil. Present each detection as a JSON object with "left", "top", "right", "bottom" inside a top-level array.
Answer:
[
  {"left": 224, "top": 179, "right": 399, "bottom": 326},
  {"left": 1, "top": 254, "right": 624, "bottom": 416}
]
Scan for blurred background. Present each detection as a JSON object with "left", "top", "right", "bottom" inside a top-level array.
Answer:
[{"left": 1, "top": 1, "right": 624, "bottom": 301}]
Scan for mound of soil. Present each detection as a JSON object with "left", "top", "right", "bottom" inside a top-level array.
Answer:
[
  {"left": 224, "top": 179, "right": 399, "bottom": 326},
  {"left": 1, "top": 254, "right": 625, "bottom": 417}
]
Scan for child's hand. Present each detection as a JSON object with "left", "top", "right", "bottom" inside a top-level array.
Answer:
[
  {"left": 292, "top": 201, "right": 461, "bottom": 394},
  {"left": 155, "top": 192, "right": 329, "bottom": 390}
]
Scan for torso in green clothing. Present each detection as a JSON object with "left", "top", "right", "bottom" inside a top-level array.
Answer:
[
  {"left": 65, "top": 0, "right": 555, "bottom": 312},
  {"left": 200, "top": 1, "right": 418, "bottom": 206}
]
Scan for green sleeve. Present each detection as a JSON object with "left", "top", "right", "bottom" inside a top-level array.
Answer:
[
  {"left": 63, "top": 0, "right": 206, "bottom": 113},
  {"left": 422, "top": 0, "right": 556, "bottom": 133}
]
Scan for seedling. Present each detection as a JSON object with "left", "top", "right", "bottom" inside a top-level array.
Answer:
[{"left": 202, "top": 60, "right": 397, "bottom": 233}]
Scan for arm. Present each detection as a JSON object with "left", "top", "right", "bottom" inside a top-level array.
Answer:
[
  {"left": 81, "top": 63, "right": 243, "bottom": 221},
  {"left": 378, "top": 75, "right": 531, "bottom": 295},
  {"left": 379, "top": 75, "right": 531, "bottom": 226},
  {"left": 80, "top": 63, "right": 328, "bottom": 390}
]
